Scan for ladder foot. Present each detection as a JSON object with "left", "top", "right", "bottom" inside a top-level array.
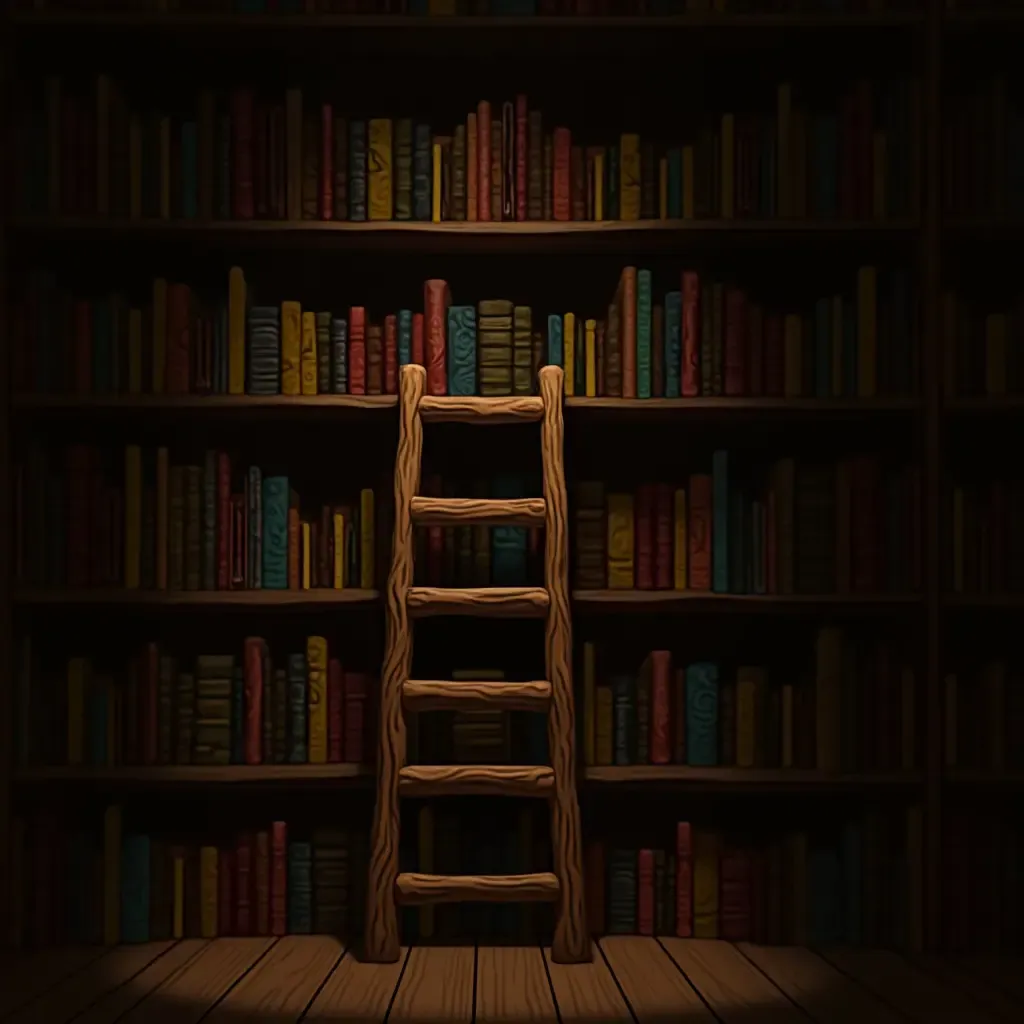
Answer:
[{"left": 550, "top": 936, "right": 594, "bottom": 964}]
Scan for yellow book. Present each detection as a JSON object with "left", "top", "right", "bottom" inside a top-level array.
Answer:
[
  {"left": 783, "top": 313, "right": 802, "bottom": 397},
  {"left": 985, "top": 312, "right": 1008, "bottom": 395},
  {"left": 619, "top": 133, "right": 641, "bottom": 221},
  {"left": 368, "top": 118, "right": 393, "bottom": 220},
  {"left": 781, "top": 683, "right": 794, "bottom": 768},
  {"left": 302, "top": 522, "right": 311, "bottom": 590},
  {"left": 418, "top": 804, "right": 435, "bottom": 937},
  {"left": 942, "top": 291, "right": 958, "bottom": 397},
  {"left": 721, "top": 114, "right": 735, "bottom": 219},
  {"left": 159, "top": 116, "right": 171, "bottom": 219},
  {"left": 281, "top": 300, "right": 302, "bottom": 396},
  {"left": 857, "top": 266, "right": 877, "bottom": 398},
  {"left": 815, "top": 627, "right": 843, "bottom": 773},
  {"left": 693, "top": 829, "right": 721, "bottom": 938},
  {"left": 156, "top": 446, "right": 169, "bottom": 589},
  {"left": 301, "top": 311, "right": 318, "bottom": 395},
  {"left": 902, "top": 668, "right": 916, "bottom": 771},
  {"left": 128, "top": 113, "right": 142, "bottom": 219},
  {"left": 906, "top": 805, "right": 924, "bottom": 952},
  {"left": 103, "top": 804, "right": 121, "bottom": 945},
  {"left": 67, "top": 657, "right": 88, "bottom": 766},
  {"left": 593, "top": 152, "right": 605, "bottom": 221},
  {"left": 872, "top": 131, "right": 887, "bottom": 219},
  {"left": 607, "top": 493, "right": 635, "bottom": 589},
  {"left": 563, "top": 312, "right": 575, "bottom": 397},
  {"left": 658, "top": 157, "right": 668, "bottom": 219},
  {"left": 172, "top": 849, "right": 185, "bottom": 939},
  {"left": 360, "top": 488, "right": 375, "bottom": 588},
  {"left": 787, "top": 831, "right": 808, "bottom": 944},
  {"left": 682, "top": 145, "right": 695, "bottom": 219},
  {"left": 583, "top": 641, "right": 596, "bottom": 766},
  {"left": 152, "top": 278, "right": 167, "bottom": 394},
  {"left": 736, "top": 666, "right": 762, "bottom": 769},
  {"left": 307, "top": 635, "right": 328, "bottom": 765},
  {"left": 831, "top": 296, "right": 844, "bottom": 397},
  {"left": 124, "top": 445, "right": 142, "bottom": 588},
  {"left": 595, "top": 686, "right": 613, "bottom": 766},
  {"left": 944, "top": 673, "right": 957, "bottom": 767},
  {"left": 432, "top": 143, "right": 442, "bottom": 223},
  {"left": 96, "top": 75, "right": 110, "bottom": 216},
  {"left": 952, "top": 487, "right": 964, "bottom": 592},
  {"left": 200, "top": 846, "right": 218, "bottom": 938},
  {"left": 777, "top": 83, "right": 793, "bottom": 217},
  {"left": 228, "top": 267, "right": 246, "bottom": 395},
  {"left": 333, "top": 513, "right": 345, "bottom": 588},
  {"left": 584, "top": 319, "right": 597, "bottom": 397},
  {"left": 673, "top": 489, "right": 687, "bottom": 589},
  {"left": 128, "top": 309, "right": 143, "bottom": 393}
]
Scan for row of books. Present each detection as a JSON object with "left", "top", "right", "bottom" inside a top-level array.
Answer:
[
  {"left": 572, "top": 459, "right": 922, "bottom": 596},
  {"left": 15, "top": 638, "right": 373, "bottom": 769},
  {"left": 942, "top": 293, "right": 1024, "bottom": 398},
  {"left": 15, "top": 444, "right": 378, "bottom": 591},
  {"left": 587, "top": 812, "right": 922, "bottom": 947},
  {"left": 945, "top": 660, "right": 1024, "bottom": 773},
  {"left": 947, "top": 479, "right": 1024, "bottom": 595},
  {"left": 20, "top": 77, "right": 915, "bottom": 225},
  {"left": 12, "top": 810, "right": 365, "bottom": 948},
  {"left": 11, "top": 265, "right": 914, "bottom": 401},
  {"left": 579, "top": 635, "right": 918, "bottom": 773}
]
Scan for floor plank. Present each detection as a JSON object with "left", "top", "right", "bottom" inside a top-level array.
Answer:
[
  {"left": 118, "top": 937, "right": 275, "bottom": 1024},
  {"left": 821, "top": 948, "right": 1002, "bottom": 1024},
  {"left": 542, "top": 944, "right": 632, "bottom": 1024},
  {"left": 961, "top": 955, "right": 1024, "bottom": 1004},
  {"left": 598, "top": 936, "right": 715, "bottom": 1024},
  {"left": 737, "top": 944, "right": 904, "bottom": 1024},
  {"left": 475, "top": 947, "right": 558, "bottom": 1024},
  {"left": 7, "top": 942, "right": 175, "bottom": 1024},
  {"left": 0, "top": 947, "right": 109, "bottom": 1019},
  {"left": 388, "top": 946, "right": 475, "bottom": 1024},
  {"left": 910, "top": 955, "right": 1023, "bottom": 1021},
  {"left": 204, "top": 936, "right": 344, "bottom": 1023},
  {"left": 660, "top": 939, "right": 804, "bottom": 1023},
  {"left": 304, "top": 948, "right": 408, "bottom": 1024},
  {"left": 74, "top": 941, "right": 209, "bottom": 1024}
]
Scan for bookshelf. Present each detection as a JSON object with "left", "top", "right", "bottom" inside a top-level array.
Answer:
[{"left": 3, "top": 0, "right": 1023, "bottom": 960}]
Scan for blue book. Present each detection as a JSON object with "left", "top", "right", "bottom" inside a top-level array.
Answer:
[
  {"left": 447, "top": 305, "right": 477, "bottom": 396},
  {"left": 637, "top": 269, "right": 652, "bottom": 399},
  {"left": 811, "top": 114, "right": 838, "bottom": 219},
  {"left": 181, "top": 121, "right": 198, "bottom": 219},
  {"left": 413, "top": 124, "right": 432, "bottom": 221},
  {"left": 711, "top": 450, "right": 729, "bottom": 593},
  {"left": 89, "top": 685, "right": 107, "bottom": 766},
  {"left": 814, "top": 297, "right": 832, "bottom": 398},
  {"left": 248, "top": 465, "right": 262, "bottom": 588},
  {"left": 808, "top": 844, "right": 843, "bottom": 945},
  {"left": 261, "top": 476, "right": 289, "bottom": 589},
  {"left": 287, "top": 841, "right": 313, "bottom": 934},
  {"left": 686, "top": 662, "right": 718, "bottom": 766},
  {"left": 664, "top": 290, "right": 682, "bottom": 398},
  {"left": 120, "top": 834, "right": 150, "bottom": 943},
  {"left": 397, "top": 309, "right": 413, "bottom": 367},
  {"left": 667, "top": 149, "right": 682, "bottom": 219},
  {"left": 92, "top": 299, "right": 112, "bottom": 394},
  {"left": 287, "top": 652, "right": 307, "bottom": 763},
  {"left": 611, "top": 675, "right": 633, "bottom": 766},
  {"left": 491, "top": 475, "right": 526, "bottom": 584},
  {"left": 331, "top": 317, "right": 347, "bottom": 394},
  {"left": 841, "top": 822, "right": 862, "bottom": 944},
  {"left": 843, "top": 300, "right": 857, "bottom": 398},
  {"left": 231, "top": 666, "right": 245, "bottom": 765},
  {"left": 349, "top": 120, "right": 367, "bottom": 221}
]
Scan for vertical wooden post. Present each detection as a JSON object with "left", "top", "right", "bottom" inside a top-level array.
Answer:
[
  {"left": 539, "top": 365, "right": 590, "bottom": 964},
  {"left": 364, "top": 363, "right": 425, "bottom": 963}
]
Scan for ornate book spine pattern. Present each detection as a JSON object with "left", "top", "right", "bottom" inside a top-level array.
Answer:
[
  {"left": 307, "top": 636, "right": 328, "bottom": 765},
  {"left": 261, "top": 476, "right": 289, "bottom": 590},
  {"left": 447, "top": 305, "right": 477, "bottom": 397},
  {"left": 349, "top": 119, "right": 366, "bottom": 221},
  {"left": 287, "top": 652, "right": 307, "bottom": 765},
  {"left": 395, "top": 118, "right": 412, "bottom": 220},
  {"left": 368, "top": 118, "right": 393, "bottom": 221},
  {"left": 330, "top": 317, "right": 347, "bottom": 394},
  {"left": 686, "top": 662, "right": 719, "bottom": 767}
]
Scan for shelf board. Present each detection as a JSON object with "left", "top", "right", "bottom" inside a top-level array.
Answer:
[
  {"left": 13, "top": 588, "right": 380, "bottom": 609},
  {"left": 944, "top": 593, "right": 1024, "bottom": 611},
  {"left": 944, "top": 769, "right": 1024, "bottom": 787},
  {"left": 12, "top": 393, "right": 398, "bottom": 415},
  {"left": 944, "top": 395, "right": 1024, "bottom": 414},
  {"left": 565, "top": 396, "right": 919, "bottom": 417},
  {"left": 584, "top": 766, "right": 924, "bottom": 790},
  {"left": 15, "top": 764, "right": 372, "bottom": 784},
  {"left": 572, "top": 590, "right": 922, "bottom": 613}
]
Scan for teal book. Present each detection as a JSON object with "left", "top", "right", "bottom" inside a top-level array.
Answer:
[
  {"left": 181, "top": 121, "right": 198, "bottom": 219},
  {"left": 398, "top": 309, "right": 413, "bottom": 366},
  {"left": 712, "top": 450, "right": 729, "bottom": 593},
  {"left": 808, "top": 844, "right": 843, "bottom": 945},
  {"left": 261, "top": 476, "right": 289, "bottom": 589},
  {"left": 287, "top": 841, "right": 313, "bottom": 934},
  {"left": 89, "top": 686, "right": 107, "bottom": 766},
  {"left": 667, "top": 148, "right": 682, "bottom": 218},
  {"left": 120, "top": 834, "right": 151, "bottom": 943},
  {"left": 231, "top": 665, "right": 244, "bottom": 765},
  {"left": 287, "top": 652, "right": 307, "bottom": 764},
  {"left": 92, "top": 299, "right": 112, "bottom": 394},
  {"left": 491, "top": 475, "right": 526, "bottom": 585},
  {"left": 685, "top": 662, "right": 718, "bottom": 766},
  {"left": 665, "top": 290, "right": 682, "bottom": 398},
  {"left": 547, "top": 314, "right": 563, "bottom": 370},
  {"left": 607, "top": 143, "right": 620, "bottom": 220},
  {"left": 814, "top": 297, "right": 831, "bottom": 398},
  {"left": 447, "top": 305, "right": 477, "bottom": 396},
  {"left": 637, "top": 269, "right": 652, "bottom": 398},
  {"left": 843, "top": 300, "right": 857, "bottom": 398}
]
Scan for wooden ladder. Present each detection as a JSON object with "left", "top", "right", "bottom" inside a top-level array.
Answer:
[{"left": 363, "top": 362, "right": 590, "bottom": 965}]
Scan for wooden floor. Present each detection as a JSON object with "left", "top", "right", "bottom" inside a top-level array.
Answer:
[{"left": 1, "top": 936, "right": 1022, "bottom": 1024}]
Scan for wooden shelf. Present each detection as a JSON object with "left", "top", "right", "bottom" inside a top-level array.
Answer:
[
  {"left": 572, "top": 590, "right": 922, "bottom": 613},
  {"left": 14, "top": 764, "right": 372, "bottom": 784},
  {"left": 13, "top": 588, "right": 380, "bottom": 608},
  {"left": 943, "top": 593, "right": 1024, "bottom": 611},
  {"left": 11, "top": 393, "right": 397, "bottom": 416},
  {"left": 944, "top": 395, "right": 1024, "bottom": 414},
  {"left": 944, "top": 769, "right": 1024, "bottom": 788},
  {"left": 584, "top": 766, "right": 924, "bottom": 790},
  {"left": 565, "top": 396, "right": 919, "bottom": 417}
]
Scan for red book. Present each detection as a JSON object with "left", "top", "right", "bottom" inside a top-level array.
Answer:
[
  {"left": 850, "top": 456, "right": 880, "bottom": 593},
  {"left": 73, "top": 300, "right": 92, "bottom": 394},
  {"left": 747, "top": 303, "right": 764, "bottom": 396},
  {"left": 724, "top": 287, "right": 746, "bottom": 396},
  {"left": 585, "top": 841, "right": 605, "bottom": 936},
  {"left": 553, "top": 127, "right": 571, "bottom": 221},
  {"left": 166, "top": 283, "right": 191, "bottom": 394},
  {"left": 688, "top": 474, "right": 712, "bottom": 591},
  {"left": 719, "top": 848, "right": 751, "bottom": 940},
  {"left": 243, "top": 638, "right": 263, "bottom": 765},
  {"left": 143, "top": 642, "right": 159, "bottom": 766},
  {"left": 254, "top": 830, "right": 270, "bottom": 936},
  {"left": 328, "top": 657, "right": 344, "bottom": 763},
  {"left": 763, "top": 314, "right": 784, "bottom": 396},
  {"left": 270, "top": 821, "right": 287, "bottom": 937},
  {"left": 216, "top": 452, "right": 231, "bottom": 590},
  {"left": 681, "top": 271, "right": 700, "bottom": 397},
  {"left": 231, "top": 88, "right": 254, "bottom": 220},
  {"left": 67, "top": 445, "right": 92, "bottom": 587},
  {"left": 412, "top": 311, "right": 425, "bottom": 365},
  {"left": 344, "top": 671, "right": 368, "bottom": 764},
  {"left": 218, "top": 848, "right": 235, "bottom": 936},
  {"left": 635, "top": 484, "right": 654, "bottom": 589},
  {"left": 477, "top": 100, "right": 492, "bottom": 222},
  {"left": 637, "top": 849, "right": 655, "bottom": 936},
  {"left": 515, "top": 94, "right": 528, "bottom": 221},
  {"left": 348, "top": 306, "right": 366, "bottom": 394},
  {"left": 384, "top": 314, "right": 398, "bottom": 395},
  {"left": 650, "top": 650, "right": 672, "bottom": 765},
  {"left": 655, "top": 484, "right": 672, "bottom": 589},
  {"left": 424, "top": 279, "right": 450, "bottom": 396},
  {"left": 235, "top": 834, "right": 253, "bottom": 937},
  {"left": 320, "top": 102, "right": 334, "bottom": 220},
  {"left": 676, "top": 821, "right": 693, "bottom": 937}
]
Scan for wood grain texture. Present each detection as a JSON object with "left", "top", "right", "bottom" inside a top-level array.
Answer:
[
  {"left": 599, "top": 936, "right": 715, "bottom": 1023},
  {"left": 398, "top": 763, "right": 554, "bottom": 796},
  {"left": 14, "top": 588, "right": 380, "bottom": 608},
  {"left": 418, "top": 394, "right": 544, "bottom": 423},
  {"left": 395, "top": 871, "right": 559, "bottom": 904},
  {"left": 402, "top": 678, "right": 552, "bottom": 712},
  {"left": 737, "top": 943, "right": 905, "bottom": 1024},
  {"left": 304, "top": 948, "right": 408, "bottom": 1023},
  {"left": 14, "top": 393, "right": 398, "bottom": 412},
  {"left": 365, "top": 363, "right": 425, "bottom": 963},
  {"left": 204, "top": 936, "right": 344, "bottom": 1022},
  {"left": 475, "top": 947, "right": 558, "bottom": 1024},
  {"left": 0, "top": 947, "right": 109, "bottom": 1017},
  {"left": 540, "top": 366, "right": 589, "bottom": 964},
  {"left": 910, "top": 955, "right": 1024, "bottom": 1021},
  {"left": 7, "top": 942, "right": 175, "bottom": 1024},
  {"left": 16, "top": 764, "right": 371, "bottom": 784},
  {"left": 387, "top": 946, "right": 475, "bottom": 1023},
  {"left": 120, "top": 937, "right": 274, "bottom": 1024},
  {"left": 410, "top": 496, "right": 546, "bottom": 526},
  {"left": 543, "top": 945, "right": 631, "bottom": 1023},
  {"left": 407, "top": 586, "right": 549, "bottom": 617},
  {"left": 659, "top": 939, "right": 805, "bottom": 1023},
  {"left": 584, "top": 766, "right": 922, "bottom": 789}
]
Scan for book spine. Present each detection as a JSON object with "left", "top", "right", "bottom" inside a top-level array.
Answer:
[
  {"left": 686, "top": 662, "right": 718, "bottom": 766},
  {"left": 270, "top": 821, "right": 287, "bottom": 936},
  {"left": 307, "top": 636, "right": 328, "bottom": 765},
  {"left": 553, "top": 127, "right": 570, "bottom": 221},
  {"left": 287, "top": 653, "right": 307, "bottom": 763},
  {"left": 349, "top": 307, "right": 366, "bottom": 395},
  {"left": 349, "top": 120, "right": 366, "bottom": 221},
  {"left": 413, "top": 123, "right": 431, "bottom": 222},
  {"left": 515, "top": 94, "right": 528, "bottom": 222},
  {"left": 424, "top": 280, "right": 449, "bottom": 396}
]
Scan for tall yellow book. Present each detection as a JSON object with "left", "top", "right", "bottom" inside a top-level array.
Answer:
[
  {"left": 103, "top": 804, "right": 121, "bottom": 945},
  {"left": 593, "top": 151, "right": 605, "bottom": 220},
  {"left": 360, "top": 489, "right": 375, "bottom": 588},
  {"left": 67, "top": 657, "right": 88, "bottom": 766},
  {"left": 156, "top": 446, "right": 169, "bottom": 589},
  {"left": 302, "top": 522, "right": 311, "bottom": 589},
  {"left": 619, "top": 133, "right": 641, "bottom": 221},
  {"left": 607, "top": 493, "right": 635, "bottom": 589},
  {"left": 583, "top": 641, "right": 596, "bottom": 766},
  {"left": 172, "top": 848, "right": 185, "bottom": 939},
  {"left": 584, "top": 319, "right": 597, "bottom": 397},
  {"left": 124, "top": 445, "right": 142, "bottom": 588},
  {"left": 693, "top": 829, "right": 721, "bottom": 938},
  {"left": 857, "top": 266, "right": 877, "bottom": 398},
  {"left": 333, "top": 512, "right": 345, "bottom": 588},
  {"left": 736, "top": 666, "right": 763, "bottom": 768},
  {"left": 152, "top": 278, "right": 167, "bottom": 394},
  {"left": 281, "top": 301, "right": 302, "bottom": 396},
  {"left": 815, "top": 627, "right": 843, "bottom": 773},
  {"left": 200, "top": 846, "right": 218, "bottom": 938},
  {"left": 301, "top": 311, "right": 318, "bottom": 395},
  {"left": 783, "top": 313, "right": 802, "bottom": 397},
  {"left": 432, "top": 143, "right": 442, "bottom": 223},
  {"left": 368, "top": 118, "right": 393, "bottom": 221},
  {"left": 673, "top": 489, "right": 687, "bottom": 589},
  {"left": 307, "top": 635, "right": 328, "bottom": 765},
  {"left": 418, "top": 805, "right": 435, "bottom": 938},
  {"left": 721, "top": 114, "right": 735, "bottom": 218},
  {"left": 228, "top": 266, "right": 246, "bottom": 395},
  {"left": 128, "top": 309, "right": 143, "bottom": 393},
  {"left": 563, "top": 312, "right": 576, "bottom": 397}
]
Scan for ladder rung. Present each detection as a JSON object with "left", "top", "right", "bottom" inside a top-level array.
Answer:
[
  {"left": 395, "top": 872, "right": 560, "bottom": 905},
  {"left": 403, "top": 678, "right": 552, "bottom": 712},
  {"left": 407, "top": 586, "right": 549, "bottom": 618},
  {"left": 399, "top": 764, "right": 554, "bottom": 797},
  {"left": 419, "top": 394, "right": 544, "bottom": 424},
  {"left": 410, "top": 496, "right": 546, "bottom": 527}
]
